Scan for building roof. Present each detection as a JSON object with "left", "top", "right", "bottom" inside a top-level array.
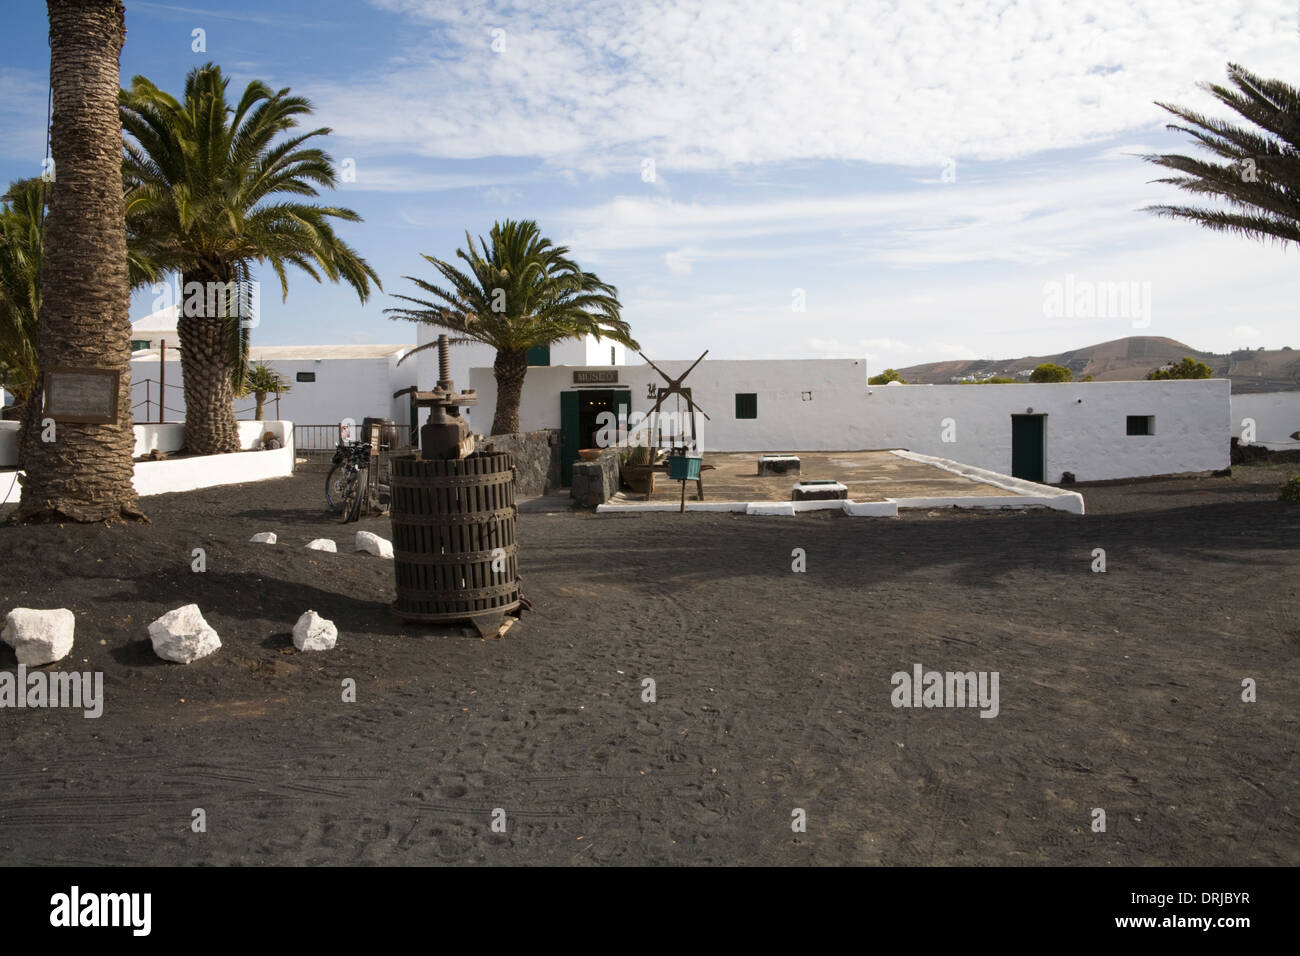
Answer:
[
  {"left": 131, "top": 305, "right": 179, "bottom": 334},
  {"left": 131, "top": 344, "right": 414, "bottom": 361}
]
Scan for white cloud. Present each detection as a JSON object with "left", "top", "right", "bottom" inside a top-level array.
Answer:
[
  {"left": 664, "top": 249, "right": 694, "bottom": 274},
  {"left": 331, "top": 0, "right": 1299, "bottom": 173},
  {"left": 553, "top": 159, "right": 1173, "bottom": 268}
]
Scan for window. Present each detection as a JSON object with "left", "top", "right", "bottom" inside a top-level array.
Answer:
[
  {"left": 526, "top": 345, "right": 551, "bottom": 366},
  {"left": 296, "top": 371, "right": 316, "bottom": 383},
  {"left": 611, "top": 345, "right": 616, "bottom": 365},
  {"left": 735, "top": 393, "right": 758, "bottom": 419},
  {"left": 130, "top": 339, "right": 151, "bottom": 352},
  {"left": 1126, "top": 415, "right": 1154, "bottom": 436}
]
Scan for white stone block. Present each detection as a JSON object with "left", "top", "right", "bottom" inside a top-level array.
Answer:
[
  {"left": 292, "top": 610, "right": 338, "bottom": 652},
  {"left": 305, "top": 539, "right": 337, "bottom": 552},
  {"left": 249, "top": 532, "right": 277, "bottom": 544},
  {"left": 148, "top": 604, "right": 221, "bottom": 664},
  {"left": 354, "top": 531, "right": 393, "bottom": 558},
  {"left": 2, "top": 608, "right": 75, "bottom": 666}
]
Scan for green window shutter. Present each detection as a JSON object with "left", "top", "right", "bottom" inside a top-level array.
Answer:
[
  {"left": 735, "top": 393, "right": 758, "bottom": 419},
  {"left": 526, "top": 344, "right": 551, "bottom": 366}
]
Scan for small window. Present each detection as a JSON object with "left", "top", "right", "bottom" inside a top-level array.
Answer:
[
  {"left": 610, "top": 345, "right": 616, "bottom": 365},
  {"left": 1126, "top": 415, "right": 1154, "bottom": 436},
  {"left": 296, "top": 371, "right": 316, "bottom": 383},
  {"left": 526, "top": 345, "right": 550, "bottom": 366},
  {"left": 735, "top": 393, "right": 758, "bottom": 419},
  {"left": 130, "top": 339, "right": 152, "bottom": 352}
]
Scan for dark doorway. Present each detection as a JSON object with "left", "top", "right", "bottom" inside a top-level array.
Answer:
[
  {"left": 560, "top": 389, "right": 630, "bottom": 485},
  {"left": 1011, "top": 414, "right": 1045, "bottom": 482}
]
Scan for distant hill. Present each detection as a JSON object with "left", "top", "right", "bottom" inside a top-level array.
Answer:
[{"left": 895, "top": 336, "right": 1300, "bottom": 392}]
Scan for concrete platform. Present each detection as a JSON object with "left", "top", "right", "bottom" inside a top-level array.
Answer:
[{"left": 597, "top": 449, "right": 1084, "bottom": 515}]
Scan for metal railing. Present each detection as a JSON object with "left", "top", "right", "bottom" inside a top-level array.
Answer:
[
  {"left": 130, "top": 377, "right": 282, "bottom": 424},
  {"left": 294, "top": 424, "right": 345, "bottom": 463}
]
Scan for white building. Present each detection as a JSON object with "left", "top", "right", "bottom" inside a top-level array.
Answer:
[
  {"left": 1229, "top": 391, "right": 1300, "bottom": 451},
  {"left": 413, "top": 324, "right": 626, "bottom": 434},
  {"left": 129, "top": 343, "right": 419, "bottom": 434},
  {"left": 130, "top": 304, "right": 181, "bottom": 352},
  {"left": 468, "top": 356, "right": 1234, "bottom": 485}
]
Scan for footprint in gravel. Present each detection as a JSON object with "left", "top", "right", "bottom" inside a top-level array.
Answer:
[
  {"left": 636, "top": 721, "right": 662, "bottom": 736},
  {"left": 442, "top": 783, "right": 468, "bottom": 798}
]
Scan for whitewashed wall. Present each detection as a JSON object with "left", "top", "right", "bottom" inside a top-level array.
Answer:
[
  {"left": 471, "top": 359, "right": 1230, "bottom": 482},
  {"left": 2, "top": 421, "right": 294, "bottom": 503},
  {"left": 128, "top": 354, "right": 417, "bottom": 428},
  {"left": 1230, "top": 392, "right": 1300, "bottom": 451}
]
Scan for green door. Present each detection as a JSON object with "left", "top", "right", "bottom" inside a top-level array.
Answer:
[
  {"left": 561, "top": 391, "right": 580, "bottom": 486},
  {"left": 1011, "top": 415, "right": 1045, "bottom": 482},
  {"left": 560, "top": 389, "right": 632, "bottom": 486}
]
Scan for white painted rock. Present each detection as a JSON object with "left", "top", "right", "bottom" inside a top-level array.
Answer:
[
  {"left": 354, "top": 531, "right": 393, "bottom": 559},
  {"left": 292, "top": 610, "right": 338, "bottom": 652},
  {"left": 249, "top": 532, "right": 277, "bottom": 544},
  {"left": 305, "top": 539, "right": 337, "bottom": 553},
  {"left": 148, "top": 604, "right": 221, "bottom": 664},
  {"left": 2, "top": 608, "right": 75, "bottom": 666}
]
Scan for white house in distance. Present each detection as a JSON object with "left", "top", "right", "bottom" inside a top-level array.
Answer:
[
  {"left": 128, "top": 307, "right": 419, "bottom": 438},
  {"left": 462, "top": 352, "right": 1271, "bottom": 486},
  {"left": 112, "top": 305, "right": 1299, "bottom": 486}
]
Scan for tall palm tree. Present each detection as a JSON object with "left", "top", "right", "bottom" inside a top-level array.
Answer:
[
  {"left": 121, "top": 63, "right": 380, "bottom": 455},
  {"left": 19, "top": 0, "right": 142, "bottom": 523},
  {"left": 0, "top": 179, "right": 44, "bottom": 425},
  {"left": 386, "top": 219, "right": 638, "bottom": 434},
  {"left": 2, "top": 175, "right": 156, "bottom": 468},
  {"left": 1142, "top": 63, "right": 1300, "bottom": 247}
]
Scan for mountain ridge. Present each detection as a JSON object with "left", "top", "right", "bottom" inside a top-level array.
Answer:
[{"left": 893, "top": 336, "right": 1299, "bottom": 392}]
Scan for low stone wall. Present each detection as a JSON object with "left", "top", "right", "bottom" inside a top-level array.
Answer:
[
  {"left": 571, "top": 448, "right": 621, "bottom": 507},
  {"left": 481, "top": 429, "right": 562, "bottom": 496}
]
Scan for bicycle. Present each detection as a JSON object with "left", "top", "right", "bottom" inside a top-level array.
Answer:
[{"left": 326, "top": 440, "right": 372, "bottom": 523}]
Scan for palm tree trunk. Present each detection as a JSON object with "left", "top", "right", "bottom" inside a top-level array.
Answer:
[
  {"left": 16, "top": 386, "right": 41, "bottom": 471},
  {"left": 18, "top": 0, "right": 143, "bottom": 523},
  {"left": 491, "top": 348, "right": 528, "bottom": 435},
  {"left": 176, "top": 266, "right": 241, "bottom": 455},
  {"left": 254, "top": 391, "right": 266, "bottom": 420}
]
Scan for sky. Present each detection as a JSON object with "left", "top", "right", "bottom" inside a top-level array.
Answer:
[{"left": 2, "top": 0, "right": 1299, "bottom": 372}]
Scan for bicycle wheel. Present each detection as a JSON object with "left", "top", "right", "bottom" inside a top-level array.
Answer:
[
  {"left": 344, "top": 466, "right": 368, "bottom": 523},
  {"left": 325, "top": 465, "right": 348, "bottom": 512}
]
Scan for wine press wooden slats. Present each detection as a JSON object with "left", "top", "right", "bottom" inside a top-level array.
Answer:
[{"left": 389, "top": 454, "right": 521, "bottom": 624}]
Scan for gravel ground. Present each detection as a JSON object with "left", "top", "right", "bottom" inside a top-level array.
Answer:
[{"left": 0, "top": 462, "right": 1297, "bottom": 865}]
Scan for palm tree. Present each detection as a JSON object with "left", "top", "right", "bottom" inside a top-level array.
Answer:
[
  {"left": 18, "top": 0, "right": 142, "bottom": 523},
  {"left": 1, "top": 175, "right": 155, "bottom": 468},
  {"left": 121, "top": 63, "right": 380, "bottom": 456},
  {"left": 236, "top": 361, "right": 291, "bottom": 420},
  {"left": 386, "top": 219, "right": 638, "bottom": 434},
  {"left": 0, "top": 179, "right": 44, "bottom": 427},
  {"left": 1142, "top": 63, "right": 1300, "bottom": 247}
]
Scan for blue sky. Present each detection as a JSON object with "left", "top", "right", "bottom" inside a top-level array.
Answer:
[{"left": 2, "top": 0, "right": 1299, "bottom": 371}]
